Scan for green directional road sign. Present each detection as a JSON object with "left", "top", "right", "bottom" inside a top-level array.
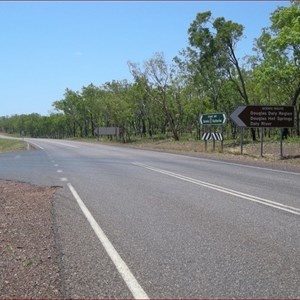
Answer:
[{"left": 200, "top": 113, "right": 226, "bottom": 126}]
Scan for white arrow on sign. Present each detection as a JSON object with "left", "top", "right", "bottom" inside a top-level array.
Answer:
[{"left": 230, "top": 105, "right": 247, "bottom": 127}]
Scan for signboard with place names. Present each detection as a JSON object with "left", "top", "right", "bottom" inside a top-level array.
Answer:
[
  {"left": 230, "top": 105, "right": 295, "bottom": 128},
  {"left": 200, "top": 113, "right": 226, "bottom": 126}
]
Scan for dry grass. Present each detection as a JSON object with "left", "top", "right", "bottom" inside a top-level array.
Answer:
[
  {"left": 120, "top": 139, "right": 300, "bottom": 166},
  {"left": 0, "top": 139, "right": 27, "bottom": 153}
]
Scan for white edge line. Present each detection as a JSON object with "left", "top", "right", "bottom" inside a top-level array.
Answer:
[
  {"left": 49, "top": 141, "right": 79, "bottom": 148},
  {"left": 133, "top": 162, "right": 300, "bottom": 216},
  {"left": 67, "top": 183, "right": 149, "bottom": 300},
  {"left": 162, "top": 152, "right": 300, "bottom": 177},
  {"left": 27, "top": 142, "right": 44, "bottom": 150},
  {"left": 26, "top": 139, "right": 79, "bottom": 149},
  {"left": 144, "top": 165, "right": 300, "bottom": 212}
]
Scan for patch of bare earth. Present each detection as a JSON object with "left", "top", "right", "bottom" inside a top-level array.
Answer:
[{"left": 0, "top": 180, "right": 62, "bottom": 299}]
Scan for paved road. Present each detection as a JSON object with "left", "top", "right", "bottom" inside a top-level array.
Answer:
[{"left": 0, "top": 137, "right": 299, "bottom": 298}]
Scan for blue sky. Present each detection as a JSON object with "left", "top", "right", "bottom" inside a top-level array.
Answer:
[{"left": 0, "top": 1, "right": 289, "bottom": 117}]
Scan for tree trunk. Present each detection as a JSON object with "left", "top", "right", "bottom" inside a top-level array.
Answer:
[
  {"left": 167, "top": 114, "right": 180, "bottom": 141},
  {"left": 90, "top": 115, "right": 95, "bottom": 137},
  {"left": 142, "top": 118, "right": 146, "bottom": 137}
]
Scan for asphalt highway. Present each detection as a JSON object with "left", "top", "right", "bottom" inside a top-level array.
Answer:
[{"left": 0, "top": 137, "right": 299, "bottom": 298}]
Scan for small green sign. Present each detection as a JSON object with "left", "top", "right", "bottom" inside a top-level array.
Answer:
[{"left": 200, "top": 113, "right": 226, "bottom": 126}]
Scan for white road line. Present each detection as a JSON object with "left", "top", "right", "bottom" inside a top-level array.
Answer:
[
  {"left": 43, "top": 140, "right": 79, "bottom": 148},
  {"left": 57, "top": 170, "right": 63, "bottom": 173},
  {"left": 27, "top": 142, "right": 44, "bottom": 150},
  {"left": 133, "top": 162, "right": 300, "bottom": 216},
  {"left": 67, "top": 183, "right": 149, "bottom": 299},
  {"left": 161, "top": 152, "right": 300, "bottom": 176},
  {"left": 60, "top": 177, "right": 68, "bottom": 182},
  {"left": 26, "top": 139, "right": 79, "bottom": 149}
]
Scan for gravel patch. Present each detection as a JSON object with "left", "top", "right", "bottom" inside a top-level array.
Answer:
[{"left": 0, "top": 180, "right": 62, "bottom": 298}]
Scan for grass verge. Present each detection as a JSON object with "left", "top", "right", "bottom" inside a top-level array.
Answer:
[{"left": 0, "top": 139, "right": 27, "bottom": 153}]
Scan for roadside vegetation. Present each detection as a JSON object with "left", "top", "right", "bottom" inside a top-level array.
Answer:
[
  {"left": 70, "top": 134, "right": 300, "bottom": 164},
  {"left": 1, "top": 4, "right": 299, "bottom": 146},
  {"left": 0, "top": 139, "right": 27, "bottom": 153}
]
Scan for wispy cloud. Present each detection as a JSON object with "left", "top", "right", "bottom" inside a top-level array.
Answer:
[{"left": 74, "top": 52, "right": 83, "bottom": 56}]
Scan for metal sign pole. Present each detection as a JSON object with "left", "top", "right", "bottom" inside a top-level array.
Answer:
[
  {"left": 240, "top": 128, "right": 243, "bottom": 155},
  {"left": 205, "top": 125, "right": 207, "bottom": 152},
  {"left": 212, "top": 126, "right": 215, "bottom": 152},
  {"left": 260, "top": 128, "right": 264, "bottom": 157},
  {"left": 280, "top": 128, "right": 283, "bottom": 158},
  {"left": 221, "top": 126, "right": 224, "bottom": 153}
]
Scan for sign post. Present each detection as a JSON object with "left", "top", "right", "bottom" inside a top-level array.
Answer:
[
  {"left": 230, "top": 105, "right": 295, "bottom": 157},
  {"left": 260, "top": 128, "right": 264, "bottom": 157},
  {"left": 240, "top": 128, "right": 244, "bottom": 155},
  {"left": 280, "top": 128, "right": 284, "bottom": 158}
]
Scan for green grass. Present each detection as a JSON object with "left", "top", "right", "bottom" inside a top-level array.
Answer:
[
  {"left": 22, "top": 258, "right": 33, "bottom": 266},
  {"left": 0, "top": 139, "right": 27, "bottom": 153},
  {"left": 5, "top": 244, "right": 15, "bottom": 255}
]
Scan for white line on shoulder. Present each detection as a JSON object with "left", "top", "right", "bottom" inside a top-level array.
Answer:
[{"left": 67, "top": 183, "right": 149, "bottom": 299}]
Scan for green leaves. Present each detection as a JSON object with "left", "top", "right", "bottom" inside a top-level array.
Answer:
[{"left": 253, "top": 3, "right": 300, "bottom": 106}]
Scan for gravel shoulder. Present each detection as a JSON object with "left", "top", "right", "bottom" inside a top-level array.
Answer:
[{"left": 0, "top": 180, "right": 62, "bottom": 298}]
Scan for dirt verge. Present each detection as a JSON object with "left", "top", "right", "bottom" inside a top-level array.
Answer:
[{"left": 0, "top": 180, "right": 62, "bottom": 298}]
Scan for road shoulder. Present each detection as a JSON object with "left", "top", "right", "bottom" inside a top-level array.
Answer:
[{"left": 0, "top": 180, "right": 63, "bottom": 298}]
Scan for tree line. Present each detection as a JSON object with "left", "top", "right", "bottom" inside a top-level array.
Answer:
[{"left": 1, "top": 4, "right": 300, "bottom": 142}]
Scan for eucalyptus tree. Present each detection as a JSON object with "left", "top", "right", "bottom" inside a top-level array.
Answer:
[
  {"left": 128, "top": 81, "right": 148, "bottom": 137},
  {"left": 0, "top": 114, "right": 26, "bottom": 135},
  {"left": 252, "top": 3, "right": 300, "bottom": 135},
  {"left": 186, "top": 11, "right": 257, "bottom": 139},
  {"left": 128, "top": 52, "right": 185, "bottom": 141},
  {"left": 53, "top": 88, "right": 83, "bottom": 137},
  {"left": 101, "top": 80, "right": 135, "bottom": 142},
  {"left": 47, "top": 113, "right": 67, "bottom": 138},
  {"left": 175, "top": 13, "right": 225, "bottom": 112},
  {"left": 22, "top": 113, "right": 43, "bottom": 137},
  {"left": 81, "top": 83, "right": 105, "bottom": 136}
]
